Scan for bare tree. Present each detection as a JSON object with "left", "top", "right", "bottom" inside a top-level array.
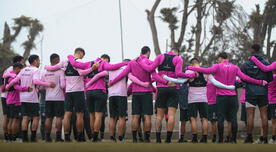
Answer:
[{"left": 0, "top": 16, "right": 43, "bottom": 79}]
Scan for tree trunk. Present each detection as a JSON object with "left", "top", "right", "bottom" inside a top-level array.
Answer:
[
  {"left": 170, "top": 29, "right": 176, "bottom": 48},
  {"left": 194, "top": 0, "right": 203, "bottom": 58},
  {"left": 272, "top": 44, "right": 276, "bottom": 61},
  {"left": 146, "top": 0, "right": 161, "bottom": 56},
  {"left": 176, "top": 0, "right": 190, "bottom": 48},
  {"left": 266, "top": 25, "right": 272, "bottom": 59}
]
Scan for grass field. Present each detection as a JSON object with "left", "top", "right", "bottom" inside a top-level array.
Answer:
[{"left": 0, "top": 140, "right": 275, "bottom": 152}]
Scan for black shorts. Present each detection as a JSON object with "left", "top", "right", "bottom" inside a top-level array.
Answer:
[
  {"left": 208, "top": 104, "right": 218, "bottom": 121},
  {"left": 241, "top": 103, "right": 247, "bottom": 122},
  {"left": 269, "top": 104, "right": 276, "bottom": 119},
  {"left": 156, "top": 87, "right": 178, "bottom": 109},
  {"left": 180, "top": 109, "right": 189, "bottom": 121},
  {"left": 109, "top": 96, "right": 127, "bottom": 118},
  {"left": 1, "top": 97, "right": 8, "bottom": 115},
  {"left": 132, "top": 92, "right": 153, "bottom": 115},
  {"left": 246, "top": 95, "right": 268, "bottom": 107},
  {"left": 65, "top": 91, "right": 85, "bottom": 113},
  {"left": 188, "top": 102, "right": 208, "bottom": 119},
  {"left": 7, "top": 105, "right": 21, "bottom": 119},
  {"left": 86, "top": 90, "right": 107, "bottom": 113},
  {"left": 21, "top": 102, "right": 39, "bottom": 117},
  {"left": 45, "top": 101, "right": 64, "bottom": 118},
  {"left": 216, "top": 95, "right": 238, "bottom": 122}
]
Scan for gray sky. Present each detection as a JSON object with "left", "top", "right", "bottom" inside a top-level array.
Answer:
[{"left": 0, "top": 0, "right": 267, "bottom": 67}]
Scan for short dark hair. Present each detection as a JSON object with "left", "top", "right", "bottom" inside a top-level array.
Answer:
[
  {"left": 13, "top": 63, "right": 24, "bottom": 69},
  {"left": 28, "top": 55, "right": 39, "bottom": 64},
  {"left": 74, "top": 47, "right": 85, "bottom": 55},
  {"left": 189, "top": 58, "right": 200, "bottom": 64},
  {"left": 50, "top": 53, "right": 60, "bottom": 63},
  {"left": 141, "top": 46, "right": 151, "bottom": 55},
  {"left": 251, "top": 44, "right": 261, "bottom": 53},
  {"left": 171, "top": 48, "right": 180, "bottom": 53},
  {"left": 217, "top": 52, "right": 228, "bottom": 59},
  {"left": 101, "top": 54, "right": 110, "bottom": 62},
  {"left": 123, "top": 59, "right": 131, "bottom": 62},
  {"left": 12, "top": 55, "right": 24, "bottom": 64}
]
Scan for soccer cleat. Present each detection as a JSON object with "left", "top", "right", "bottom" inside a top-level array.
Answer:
[
  {"left": 55, "top": 138, "right": 64, "bottom": 142},
  {"left": 110, "top": 136, "right": 117, "bottom": 143},
  {"left": 269, "top": 139, "right": 276, "bottom": 144},
  {"left": 191, "top": 137, "right": 198, "bottom": 143},
  {"left": 212, "top": 137, "right": 217, "bottom": 143},
  {"left": 244, "top": 136, "right": 253, "bottom": 144},
  {"left": 45, "top": 137, "right": 52, "bottom": 142},
  {"left": 199, "top": 136, "right": 207, "bottom": 143}
]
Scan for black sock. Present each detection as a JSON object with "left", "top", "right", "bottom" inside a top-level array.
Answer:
[
  {"left": 100, "top": 132, "right": 104, "bottom": 139},
  {"left": 46, "top": 133, "right": 51, "bottom": 139},
  {"left": 263, "top": 136, "right": 268, "bottom": 143},
  {"left": 93, "top": 132, "right": 99, "bottom": 141},
  {"left": 138, "top": 131, "right": 142, "bottom": 138},
  {"left": 213, "top": 134, "right": 216, "bottom": 138},
  {"left": 156, "top": 132, "right": 161, "bottom": 143},
  {"left": 65, "top": 133, "right": 71, "bottom": 141},
  {"left": 12, "top": 134, "right": 17, "bottom": 141},
  {"left": 4, "top": 133, "right": 8, "bottom": 140},
  {"left": 203, "top": 135, "right": 207, "bottom": 139},
  {"left": 31, "top": 131, "right": 37, "bottom": 141},
  {"left": 166, "top": 131, "right": 173, "bottom": 142},
  {"left": 272, "top": 135, "right": 276, "bottom": 141},
  {"left": 56, "top": 131, "right": 62, "bottom": 140},
  {"left": 22, "top": 131, "right": 28, "bottom": 141},
  {"left": 247, "top": 133, "right": 252, "bottom": 138},
  {"left": 145, "top": 131, "right": 150, "bottom": 140},
  {"left": 118, "top": 136, "right": 124, "bottom": 141},
  {"left": 8, "top": 134, "right": 12, "bottom": 141},
  {"left": 192, "top": 134, "right": 198, "bottom": 139},
  {"left": 132, "top": 131, "right": 137, "bottom": 140},
  {"left": 259, "top": 136, "right": 264, "bottom": 141},
  {"left": 110, "top": 135, "right": 116, "bottom": 140},
  {"left": 180, "top": 135, "right": 184, "bottom": 139}
]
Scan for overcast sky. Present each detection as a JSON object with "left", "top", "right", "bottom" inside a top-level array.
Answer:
[{"left": 0, "top": 0, "right": 268, "bottom": 67}]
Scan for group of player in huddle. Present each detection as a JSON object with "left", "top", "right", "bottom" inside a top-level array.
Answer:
[{"left": 1, "top": 44, "right": 275, "bottom": 144}]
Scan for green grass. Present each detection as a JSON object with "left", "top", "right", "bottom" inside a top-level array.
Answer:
[{"left": 0, "top": 140, "right": 275, "bottom": 152}]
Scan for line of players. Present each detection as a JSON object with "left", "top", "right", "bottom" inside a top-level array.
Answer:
[{"left": 1, "top": 44, "right": 275, "bottom": 144}]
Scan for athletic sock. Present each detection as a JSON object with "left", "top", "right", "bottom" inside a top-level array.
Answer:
[
  {"left": 46, "top": 133, "right": 51, "bottom": 142},
  {"left": 22, "top": 131, "right": 28, "bottom": 142},
  {"left": 12, "top": 134, "right": 17, "bottom": 141},
  {"left": 144, "top": 131, "right": 151, "bottom": 142},
  {"left": 118, "top": 136, "right": 124, "bottom": 141},
  {"left": 263, "top": 136, "right": 268, "bottom": 144},
  {"left": 65, "top": 133, "right": 71, "bottom": 142},
  {"left": 259, "top": 136, "right": 264, "bottom": 142},
  {"left": 272, "top": 135, "right": 276, "bottom": 141},
  {"left": 100, "top": 132, "right": 104, "bottom": 140},
  {"left": 166, "top": 131, "right": 173, "bottom": 143},
  {"left": 4, "top": 133, "right": 9, "bottom": 141},
  {"left": 7, "top": 134, "right": 12, "bottom": 141},
  {"left": 212, "top": 134, "right": 216, "bottom": 141},
  {"left": 132, "top": 131, "right": 137, "bottom": 142},
  {"left": 245, "top": 133, "right": 253, "bottom": 143},
  {"left": 202, "top": 135, "right": 207, "bottom": 143},
  {"left": 138, "top": 131, "right": 143, "bottom": 138},
  {"left": 192, "top": 134, "right": 198, "bottom": 143},
  {"left": 77, "top": 132, "right": 84, "bottom": 142},
  {"left": 110, "top": 135, "right": 116, "bottom": 142},
  {"left": 56, "top": 131, "right": 62, "bottom": 141},
  {"left": 93, "top": 132, "right": 99, "bottom": 142},
  {"left": 156, "top": 132, "right": 161, "bottom": 143},
  {"left": 31, "top": 131, "right": 37, "bottom": 142}
]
